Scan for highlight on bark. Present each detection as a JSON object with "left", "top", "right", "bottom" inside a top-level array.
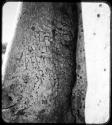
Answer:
[{"left": 2, "top": 2, "right": 87, "bottom": 123}]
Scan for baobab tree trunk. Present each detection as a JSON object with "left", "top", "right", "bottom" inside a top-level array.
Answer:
[{"left": 2, "top": 2, "right": 87, "bottom": 123}]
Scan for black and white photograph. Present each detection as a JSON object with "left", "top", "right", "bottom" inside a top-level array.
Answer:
[{"left": 1, "top": 2, "right": 110, "bottom": 123}]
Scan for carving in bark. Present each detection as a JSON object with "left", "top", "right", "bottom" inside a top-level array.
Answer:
[{"left": 2, "top": 2, "right": 87, "bottom": 123}]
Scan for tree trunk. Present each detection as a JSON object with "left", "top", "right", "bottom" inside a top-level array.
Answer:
[{"left": 2, "top": 2, "right": 87, "bottom": 123}]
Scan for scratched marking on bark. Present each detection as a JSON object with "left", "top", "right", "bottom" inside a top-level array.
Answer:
[{"left": 2, "top": 3, "right": 86, "bottom": 123}]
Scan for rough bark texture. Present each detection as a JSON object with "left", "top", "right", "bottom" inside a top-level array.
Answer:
[{"left": 2, "top": 2, "right": 87, "bottom": 123}]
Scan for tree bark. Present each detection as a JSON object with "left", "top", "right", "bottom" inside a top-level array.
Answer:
[{"left": 2, "top": 2, "right": 87, "bottom": 123}]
